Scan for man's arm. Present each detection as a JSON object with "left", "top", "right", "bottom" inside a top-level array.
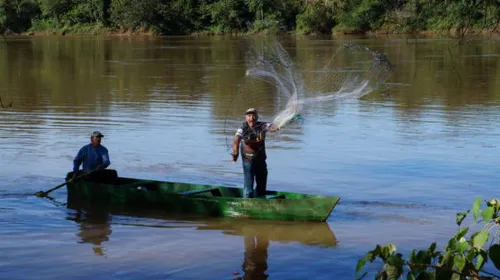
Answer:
[
  {"left": 266, "top": 122, "right": 280, "bottom": 133},
  {"left": 232, "top": 135, "right": 242, "bottom": 163},
  {"left": 73, "top": 148, "right": 83, "bottom": 173},
  {"left": 100, "top": 147, "right": 110, "bottom": 169}
]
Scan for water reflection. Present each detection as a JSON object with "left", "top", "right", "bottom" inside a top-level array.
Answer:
[
  {"left": 66, "top": 208, "right": 337, "bottom": 265},
  {"left": 241, "top": 236, "right": 269, "bottom": 280},
  {"left": 68, "top": 210, "right": 112, "bottom": 256}
]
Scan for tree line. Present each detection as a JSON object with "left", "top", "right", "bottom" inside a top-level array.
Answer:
[{"left": 0, "top": 0, "right": 499, "bottom": 36}]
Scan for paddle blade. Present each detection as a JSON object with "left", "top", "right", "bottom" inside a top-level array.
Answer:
[{"left": 35, "top": 191, "right": 47, "bottom": 197}]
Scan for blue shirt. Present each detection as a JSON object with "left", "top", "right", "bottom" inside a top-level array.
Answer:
[{"left": 73, "top": 144, "right": 110, "bottom": 172}]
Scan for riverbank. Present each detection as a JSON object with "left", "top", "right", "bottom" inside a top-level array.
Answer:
[{"left": 5, "top": 27, "right": 499, "bottom": 40}]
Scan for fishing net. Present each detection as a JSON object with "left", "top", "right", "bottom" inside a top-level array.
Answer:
[{"left": 239, "top": 38, "right": 394, "bottom": 130}]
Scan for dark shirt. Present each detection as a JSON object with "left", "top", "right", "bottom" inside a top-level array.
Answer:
[
  {"left": 235, "top": 121, "right": 271, "bottom": 161},
  {"left": 73, "top": 144, "right": 110, "bottom": 172}
]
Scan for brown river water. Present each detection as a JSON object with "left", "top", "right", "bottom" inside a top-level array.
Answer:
[{"left": 0, "top": 35, "right": 499, "bottom": 279}]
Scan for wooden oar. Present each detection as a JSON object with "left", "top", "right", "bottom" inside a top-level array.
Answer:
[{"left": 35, "top": 169, "right": 97, "bottom": 198}]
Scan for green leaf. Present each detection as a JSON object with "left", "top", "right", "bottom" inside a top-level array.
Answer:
[
  {"left": 445, "top": 236, "right": 456, "bottom": 251},
  {"left": 409, "top": 250, "right": 431, "bottom": 274},
  {"left": 355, "top": 256, "right": 367, "bottom": 275},
  {"left": 423, "top": 270, "right": 437, "bottom": 280},
  {"left": 475, "top": 249, "right": 487, "bottom": 271},
  {"left": 376, "top": 271, "right": 388, "bottom": 280},
  {"left": 355, "top": 271, "right": 367, "bottom": 280},
  {"left": 489, "top": 244, "right": 500, "bottom": 270},
  {"left": 428, "top": 242, "right": 437, "bottom": 253},
  {"left": 387, "top": 253, "right": 404, "bottom": 267},
  {"left": 481, "top": 206, "right": 495, "bottom": 222},
  {"left": 486, "top": 199, "right": 499, "bottom": 207},
  {"left": 472, "top": 198, "right": 481, "bottom": 221},
  {"left": 384, "top": 263, "right": 402, "bottom": 280},
  {"left": 410, "top": 249, "right": 416, "bottom": 262},
  {"left": 455, "top": 239, "right": 469, "bottom": 253},
  {"left": 466, "top": 249, "right": 476, "bottom": 262},
  {"left": 471, "top": 231, "right": 488, "bottom": 249},
  {"left": 368, "top": 245, "right": 382, "bottom": 262},
  {"left": 440, "top": 251, "right": 453, "bottom": 267},
  {"left": 381, "top": 244, "right": 396, "bottom": 261},
  {"left": 406, "top": 271, "right": 416, "bottom": 280},
  {"left": 454, "top": 227, "right": 469, "bottom": 240},
  {"left": 456, "top": 211, "right": 468, "bottom": 226},
  {"left": 453, "top": 255, "right": 465, "bottom": 272}
]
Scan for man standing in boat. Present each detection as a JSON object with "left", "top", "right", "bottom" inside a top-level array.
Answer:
[
  {"left": 232, "top": 108, "right": 279, "bottom": 198},
  {"left": 71, "top": 131, "right": 111, "bottom": 180}
]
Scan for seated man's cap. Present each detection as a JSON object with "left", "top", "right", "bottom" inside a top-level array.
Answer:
[{"left": 91, "top": 131, "right": 104, "bottom": 137}]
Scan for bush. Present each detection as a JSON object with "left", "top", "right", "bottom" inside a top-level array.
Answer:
[
  {"left": 296, "top": 2, "right": 335, "bottom": 35},
  {"left": 356, "top": 198, "right": 500, "bottom": 279}
]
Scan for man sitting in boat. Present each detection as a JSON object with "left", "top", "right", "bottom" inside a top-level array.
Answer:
[
  {"left": 232, "top": 108, "right": 279, "bottom": 198},
  {"left": 71, "top": 131, "right": 111, "bottom": 181}
]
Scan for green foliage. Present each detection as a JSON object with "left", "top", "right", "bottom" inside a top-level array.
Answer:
[
  {"left": 200, "top": 0, "right": 249, "bottom": 34},
  {"left": 296, "top": 0, "right": 337, "bottom": 35},
  {"left": 0, "top": 0, "right": 499, "bottom": 35},
  {"left": 0, "top": 0, "right": 39, "bottom": 33},
  {"left": 110, "top": 0, "right": 159, "bottom": 32},
  {"left": 334, "top": 0, "right": 388, "bottom": 33},
  {"left": 0, "top": 0, "right": 7, "bottom": 33},
  {"left": 356, "top": 198, "right": 500, "bottom": 279}
]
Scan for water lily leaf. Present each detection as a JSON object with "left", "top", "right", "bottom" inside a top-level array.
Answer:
[
  {"left": 471, "top": 231, "right": 488, "bottom": 249},
  {"left": 488, "top": 244, "right": 500, "bottom": 270}
]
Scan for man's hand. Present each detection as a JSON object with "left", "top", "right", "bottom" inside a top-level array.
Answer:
[
  {"left": 267, "top": 123, "right": 280, "bottom": 132},
  {"left": 71, "top": 173, "right": 78, "bottom": 181},
  {"left": 231, "top": 153, "right": 238, "bottom": 163},
  {"left": 97, "top": 164, "right": 105, "bottom": 170}
]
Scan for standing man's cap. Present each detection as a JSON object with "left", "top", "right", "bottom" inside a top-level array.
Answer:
[
  {"left": 91, "top": 131, "right": 104, "bottom": 137},
  {"left": 245, "top": 108, "right": 257, "bottom": 114}
]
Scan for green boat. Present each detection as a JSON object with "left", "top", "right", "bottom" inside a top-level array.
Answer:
[{"left": 65, "top": 169, "right": 340, "bottom": 222}]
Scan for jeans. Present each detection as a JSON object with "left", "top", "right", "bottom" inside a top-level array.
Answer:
[{"left": 242, "top": 159, "right": 268, "bottom": 198}]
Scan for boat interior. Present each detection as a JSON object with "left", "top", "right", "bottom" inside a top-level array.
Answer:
[{"left": 68, "top": 169, "right": 287, "bottom": 199}]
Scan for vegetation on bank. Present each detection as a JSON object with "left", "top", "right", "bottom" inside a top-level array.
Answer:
[
  {"left": 356, "top": 198, "right": 500, "bottom": 280},
  {"left": 0, "top": 0, "right": 499, "bottom": 36}
]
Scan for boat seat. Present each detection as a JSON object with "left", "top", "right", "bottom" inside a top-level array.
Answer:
[{"left": 179, "top": 188, "right": 222, "bottom": 197}]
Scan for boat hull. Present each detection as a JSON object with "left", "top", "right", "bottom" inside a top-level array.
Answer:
[{"left": 66, "top": 172, "right": 339, "bottom": 222}]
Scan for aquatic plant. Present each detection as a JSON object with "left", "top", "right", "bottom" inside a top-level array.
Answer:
[{"left": 356, "top": 198, "right": 500, "bottom": 280}]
